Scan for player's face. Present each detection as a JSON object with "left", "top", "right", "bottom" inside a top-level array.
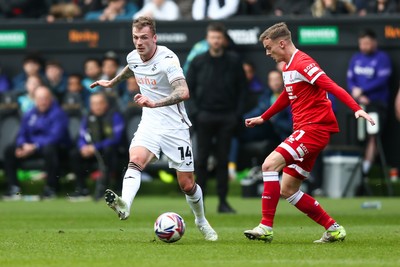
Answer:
[
  {"left": 262, "top": 38, "right": 284, "bottom": 63},
  {"left": 132, "top": 26, "right": 157, "bottom": 61}
]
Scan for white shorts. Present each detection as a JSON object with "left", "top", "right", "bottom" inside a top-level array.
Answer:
[{"left": 130, "top": 124, "right": 194, "bottom": 172}]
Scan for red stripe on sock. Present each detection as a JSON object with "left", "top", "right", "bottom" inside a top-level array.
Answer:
[{"left": 260, "top": 181, "right": 280, "bottom": 227}]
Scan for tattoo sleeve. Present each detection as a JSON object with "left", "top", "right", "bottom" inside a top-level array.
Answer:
[
  {"left": 111, "top": 65, "right": 134, "bottom": 86},
  {"left": 154, "top": 78, "right": 189, "bottom": 107}
]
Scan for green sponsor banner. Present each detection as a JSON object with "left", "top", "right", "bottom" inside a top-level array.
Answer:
[
  {"left": 298, "top": 26, "right": 338, "bottom": 45},
  {"left": 0, "top": 30, "right": 27, "bottom": 48}
]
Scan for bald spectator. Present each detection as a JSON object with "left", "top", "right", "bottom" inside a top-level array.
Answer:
[{"left": 2, "top": 86, "right": 70, "bottom": 200}]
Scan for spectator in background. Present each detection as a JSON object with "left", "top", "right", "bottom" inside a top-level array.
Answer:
[
  {"left": 77, "top": 0, "right": 108, "bottom": 16},
  {"left": 0, "top": 0, "right": 49, "bottom": 19},
  {"left": 18, "top": 74, "right": 43, "bottom": 114},
  {"left": 43, "top": 60, "right": 68, "bottom": 103},
  {"left": 62, "top": 73, "right": 87, "bottom": 115},
  {"left": 237, "top": 0, "right": 274, "bottom": 15},
  {"left": 120, "top": 76, "right": 141, "bottom": 113},
  {"left": 347, "top": 28, "right": 392, "bottom": 185},
  {"left": 229, "top": 67, "right": 292, "bottom": 180},
  {"left": 228, "top": 61, "right": 266, "bottom": 179},
  {"left": 46, "top": 1, "right": 82, "bottom": 22},
  {"left": 100, "top": 51, "right": 125, "bottom": 109},
  {"left": 69, "top": 92, "right": 124, "bottom": 200},
  {"left": 273, "top": 0, "right": 312, "bottom": 16},
  {"left": 85, "top": 0, "right": 138, "bottom": 21},
  {"left": 192, "top": 0, "right": 240, "bottom": 20},
  {"left": 0, "top": 65, "right": 11, "bottom": 93},
  {"left": 2, "top": 86, "right": 70, "bottom": 200},
  {"left": 311, "top": 0, "right": 356, "bottom": 17},
  {"left": 12, "top": 53, "right": 44, "bottom": 96},
  {"left": 175, "top": 0, "right": 193, "bottom": 19},
  {"left": 82, "top": 58, "right": 102, "bottom": 106},
  {"left": 134, "top": 0, "right": 180, "bottom": 20},
  {"left": 183, "top": 29, "right": 238, "bottom": 75},
  {"left": 186, "top": 22, "right": 247, "bottom": 213},
  {"left": 357, "top": 0, "right": 398, "bottom": 16}
]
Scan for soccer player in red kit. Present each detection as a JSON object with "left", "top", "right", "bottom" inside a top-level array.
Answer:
[{"left": 243, "top": 22, "right": 375, "bottom": 243}]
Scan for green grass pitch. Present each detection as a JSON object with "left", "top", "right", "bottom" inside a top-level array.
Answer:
[{"left": 1, "top": 196, "right": 399, "bottom": 267}]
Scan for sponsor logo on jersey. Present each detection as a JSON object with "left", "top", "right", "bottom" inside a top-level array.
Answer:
[
  {"left": 304, "top": 63, "right": 320, "bottom": 77},
  {"left": 136, "top": 77, "right": 157, "bottom": 85}
]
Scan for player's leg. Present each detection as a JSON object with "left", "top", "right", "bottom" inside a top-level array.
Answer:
[
  {"left": 177, "top": 171, "right": 218, "bottom": 241},
  {"left": 163, "top": 128, "right": 217, "bottom": 241},
  {"left": 244, "top": 150, "right": 285, "bottom": 242},
  {"left": 105, "top": 125, "right": 158, "bottom": 220},
  {"left": 280, "top": 130, "right": 346, "bottom": 243}
]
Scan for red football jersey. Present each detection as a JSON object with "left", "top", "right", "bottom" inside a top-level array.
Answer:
[{"left": 282, "top": 50, "right": 339, "bottom": 132}]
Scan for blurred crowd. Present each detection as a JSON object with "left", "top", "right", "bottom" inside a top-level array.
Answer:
[{"left": 0, "top": 0, "right": 399, "bottom": 22}]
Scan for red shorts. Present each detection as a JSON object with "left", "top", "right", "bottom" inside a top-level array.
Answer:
[{"left": 275, "top": 129, "right": 331, "bottom": 180}]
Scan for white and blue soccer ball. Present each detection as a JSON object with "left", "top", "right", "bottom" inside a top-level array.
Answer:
[{"left": 154, "top": 212, "right": 185, "bottom": 243}]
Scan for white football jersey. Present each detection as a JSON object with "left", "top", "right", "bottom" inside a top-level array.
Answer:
[{"left": 127, "top": 45, "right": 192, "bottom": 129}]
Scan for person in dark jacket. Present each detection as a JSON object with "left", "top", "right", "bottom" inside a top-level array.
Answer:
[
  {"left": 3, "top": 85, "right": 70, "bottom": 200},
  {"left": 347, "top": 28, "right": 392, "bottom": 181},
  {"left": 186, "top": 22, "right": 247, "bottom": 213},
  {"left": 69, "top": 92, "right": 124, "bottom": 200}
]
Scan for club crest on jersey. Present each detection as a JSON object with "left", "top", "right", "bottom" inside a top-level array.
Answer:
[{"left": 151, "top": 64, "right": 157, "bottom": 72}]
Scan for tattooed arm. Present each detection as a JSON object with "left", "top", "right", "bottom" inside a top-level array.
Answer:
[
  {"left": 134, "top": 78, "right": 190, "bottom": 108},
  {"left": 90, "top": 65, "right": 134, "bottom": 89}
]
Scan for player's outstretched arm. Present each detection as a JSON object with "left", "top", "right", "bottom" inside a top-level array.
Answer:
[
  {"left": 355, "top": 109, "right": 375, "bottom": 126},
  {"left": 90, "top": 65, "right": 134, "bottom": 89}
]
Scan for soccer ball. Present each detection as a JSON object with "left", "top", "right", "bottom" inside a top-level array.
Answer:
[{"left": 154, "top": 212, "right": 185, "bottom": 243}]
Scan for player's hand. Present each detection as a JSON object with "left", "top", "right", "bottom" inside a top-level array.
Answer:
[
  {"left": 355, "top": 110, "right": 375, "bottom": 126},
  {"left": 134, "top": 94, "right": 155, "bottom": 108},
  {"left": 90, "top": 80, "right": 112, "bottom": 89},
  {"left": 245, "top": 116, "right": 264, "bottom": 128}
]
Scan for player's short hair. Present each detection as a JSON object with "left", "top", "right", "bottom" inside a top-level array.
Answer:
[
  {"left": 132, "top": 16, "right": 156, "bottom": 35},
  {"left": 259, "top": 22, "right": 291, "bottom": 42},
  {"left": 359, "top": 28, "right": 377, "bottom": 40}
]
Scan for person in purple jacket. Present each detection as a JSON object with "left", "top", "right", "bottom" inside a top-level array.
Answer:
[
  {"left": 347, "top": 28, "right": 392, "bottom": 185},
  {"left": 69, "top": 92, "right": 124, "bottom": 200},
  {"left": 2, "top": 86, "right": 70, "bottom": 200}
]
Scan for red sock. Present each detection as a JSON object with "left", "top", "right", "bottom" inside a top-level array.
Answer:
[
  {"left": 289, "top": 191, "right": 335, "bottom": 229},
  {"left": 260, "top": 172, "right": 280, "bottom": 228}
]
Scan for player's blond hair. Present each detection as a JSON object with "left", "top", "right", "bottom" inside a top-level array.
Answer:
[
  {"left": 132, "top": 16, "right": 156, "bottom": 35},
  {"left": 259, "top": 22, "right": 291, "bottom": 42}
]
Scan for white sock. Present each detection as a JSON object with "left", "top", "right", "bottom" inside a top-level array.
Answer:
[
  {"left": 185, "top": 184, "right": 207, "bottom": 225},
  {"left": 362, "top": 161, "right": 371, "bottom": 174},
  {"left": 121, "top": 168, "right": 141, "bottom": 212}
]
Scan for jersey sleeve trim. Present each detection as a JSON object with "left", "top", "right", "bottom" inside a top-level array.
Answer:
[{"left": 310, "top": 71, "right": 325, "bottom": 84}]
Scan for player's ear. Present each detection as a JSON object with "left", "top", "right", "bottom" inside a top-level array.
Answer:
[
  {"left": 153, "top": 34, "right": 157, "bottom": 43},
  {"left": 279, "top": 40, "right": 285, "bottom": 48}
]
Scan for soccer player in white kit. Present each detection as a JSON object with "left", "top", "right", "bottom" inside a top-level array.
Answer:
[{"left": 90, "top": 16, "right": 218, "bottom": 241}]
